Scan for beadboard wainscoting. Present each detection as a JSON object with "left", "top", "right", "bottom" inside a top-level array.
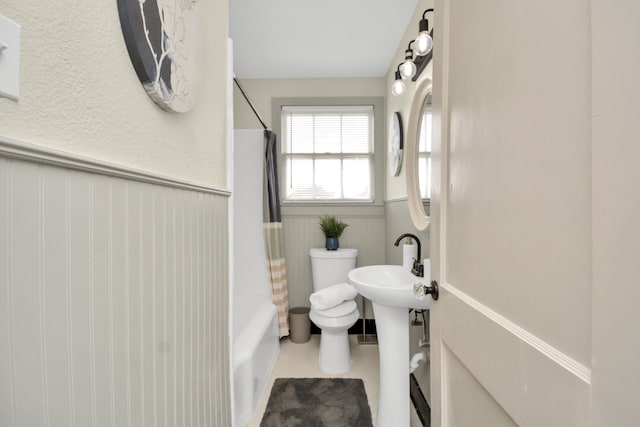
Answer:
[
  {"left": 281, "top": 205, "right": 386, "bottom": 317},
  {"left": 0, "top": 139, "right": 231, "bottom": 427}
]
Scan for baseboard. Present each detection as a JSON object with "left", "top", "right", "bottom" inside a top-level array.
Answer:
[
  {"left": 309, "top": 318, "right": 378, "bottom": 336},
  {"left": 410, "top": 373, "right": 430, "bottom": 427}
]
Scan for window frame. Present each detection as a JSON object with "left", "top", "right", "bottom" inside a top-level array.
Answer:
[
  {"left": 418, "top": 92, "right": 433, "bottom": 200},
  {"left": 273, "top": 97, "right": 385, "bottom": 206}
]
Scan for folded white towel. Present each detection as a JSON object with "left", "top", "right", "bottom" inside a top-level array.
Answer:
[{"left": 309, "top": 283, "right": 358, "bottom": 311}]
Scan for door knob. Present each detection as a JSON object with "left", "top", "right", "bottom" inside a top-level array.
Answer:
[{"left": 413, "top": 280, "right": 439, "bottom": 301}]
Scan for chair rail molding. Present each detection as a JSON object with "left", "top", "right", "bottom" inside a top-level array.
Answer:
[{"left": 0, "top": 136, "right": 230, "bottom": 197}]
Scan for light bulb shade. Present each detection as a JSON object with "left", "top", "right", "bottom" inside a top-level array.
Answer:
[
  {"left": 399, "top": 60, "right": 417, "bottom": 79},
  {"left": 391, "top": 79, "right": 405, "bottom": 96},
  {"left": 415, "top": 32, "right": 433, "bottom": 56}
]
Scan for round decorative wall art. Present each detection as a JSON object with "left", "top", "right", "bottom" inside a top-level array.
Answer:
[
  {"left": 388, "top": 111, "right": 404, "bottom": 177},
  {"left": 117, "top": 0, "right": 204, "bottom": 113}
]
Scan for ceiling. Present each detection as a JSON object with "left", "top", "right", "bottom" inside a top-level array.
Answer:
[{"left": 229, "top": 0, "right": 419, "bottom": 79}]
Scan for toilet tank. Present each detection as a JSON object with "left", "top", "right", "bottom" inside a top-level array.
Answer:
[{"left": 309, "top": 248, "right": 358, "bottom": 292}]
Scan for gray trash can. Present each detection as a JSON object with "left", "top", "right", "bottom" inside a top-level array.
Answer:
[{"left": 289, "top": 307, "right": 311, "bottom": 343}]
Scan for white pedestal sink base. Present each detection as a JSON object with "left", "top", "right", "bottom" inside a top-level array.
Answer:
[
  {"left": 373, "top": 302, "right": 410, "bottom": 427},
  {"left": 347, "top": 265, "right": 432, "bottom": 427}
]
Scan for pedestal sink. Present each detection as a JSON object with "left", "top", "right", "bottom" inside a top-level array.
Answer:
[{"left": 348, "top": 265, "right": 435, "bottom": 427}]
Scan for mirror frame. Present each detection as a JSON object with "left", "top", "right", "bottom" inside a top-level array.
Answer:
[{"left": 405, "top": 78, "right": 433, "bottom": 231}]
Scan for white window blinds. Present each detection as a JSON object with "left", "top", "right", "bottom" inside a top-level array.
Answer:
[{"left": 281, "top": 106, "right": 374, "bottom": 201}]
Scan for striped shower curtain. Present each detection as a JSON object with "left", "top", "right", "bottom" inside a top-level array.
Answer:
[{"left": 263, "top": 130, "right": 290, "bottom": 337}]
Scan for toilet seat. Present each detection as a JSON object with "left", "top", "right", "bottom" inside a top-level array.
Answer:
[
  {"left": 312, "top": 300, "right": 357, "bottom": 318},
  {"left": 310, "top": 300, "right": 359, "bottom": 330}
]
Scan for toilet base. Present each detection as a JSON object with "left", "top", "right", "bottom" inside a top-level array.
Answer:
[{"left": 318, "top": 330, "right": 352, "bottom": 374}]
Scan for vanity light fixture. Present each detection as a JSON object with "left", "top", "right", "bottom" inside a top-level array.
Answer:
[
  {"left": 391, "top": 64, "right": 406, "bottom": 96},
  {"left": 399, "top": 41, "right": 417, "bottom": 80},
  {"left": 391, "top": 8, "right": 434, "bottom": 95},
  {"left": 414, "top": 9, "right": 434, "bottom": 56}
]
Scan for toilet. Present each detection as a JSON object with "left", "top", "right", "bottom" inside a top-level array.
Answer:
[{"left": 309, "top": 248, "right": 359, "bottom": 374}]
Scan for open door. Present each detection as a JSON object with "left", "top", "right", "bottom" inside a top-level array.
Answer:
[{"left": 428, "top": 0, "right": 640, "bottom": 425}]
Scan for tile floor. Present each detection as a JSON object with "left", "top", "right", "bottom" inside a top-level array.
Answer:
[{"left": 246, "top": 335, "right": 423, "bottom": 426}]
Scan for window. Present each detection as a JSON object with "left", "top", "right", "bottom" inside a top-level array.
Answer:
[
  {"left": 418, "top": 93, "right": 432, "bottom": 199},
  {"left": 281, "top": 105, "right": 374, "bottom": 202}
]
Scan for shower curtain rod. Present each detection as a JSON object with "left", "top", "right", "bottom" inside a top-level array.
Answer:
[{"left": 233, "top": 76, "right": 269, "bottom": 131}]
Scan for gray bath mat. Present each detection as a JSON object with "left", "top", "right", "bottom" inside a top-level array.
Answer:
[{"left": 260, "top": 377, "right": 373, "bottom": 427}]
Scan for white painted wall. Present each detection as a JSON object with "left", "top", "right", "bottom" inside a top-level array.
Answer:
[
  {"left": 0, "top": 1, "right": 228, "bottom": 188},
  {"left": 232, "top": 78, "right": 385, "bottom": 129}
]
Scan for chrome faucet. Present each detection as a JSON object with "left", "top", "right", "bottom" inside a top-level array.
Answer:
[{"left": 393, "top": 233, "right": 424, "bottom": 277}]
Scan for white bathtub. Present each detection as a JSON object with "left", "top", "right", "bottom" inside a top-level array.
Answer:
[{"left": 233, "top": 302, "right": 279, "bottom": 426}]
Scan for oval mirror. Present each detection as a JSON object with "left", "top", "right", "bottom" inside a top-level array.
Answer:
[{"left": 406, "top": 78, "right": 433, "bottom": 230}]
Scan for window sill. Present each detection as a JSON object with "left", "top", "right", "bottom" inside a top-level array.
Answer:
[
  {"left": 281, "top": 203, "right": 385, "bottom": 217},
  {"left": 282, "top": 200, "right": 377, "bottom": 206}
]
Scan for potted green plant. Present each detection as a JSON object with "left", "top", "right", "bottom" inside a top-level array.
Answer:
[{"left": 319, "top": 215, "right": 348, "bottom": 251}]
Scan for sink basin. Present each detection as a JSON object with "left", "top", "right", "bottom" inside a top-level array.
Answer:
[{"left": 348, "top": 264, "right": 431, "bottom": 310}]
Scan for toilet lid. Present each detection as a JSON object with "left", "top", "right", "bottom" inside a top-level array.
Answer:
[{"left": 314, "top": 300, "right": 357, "bottom": 317}]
